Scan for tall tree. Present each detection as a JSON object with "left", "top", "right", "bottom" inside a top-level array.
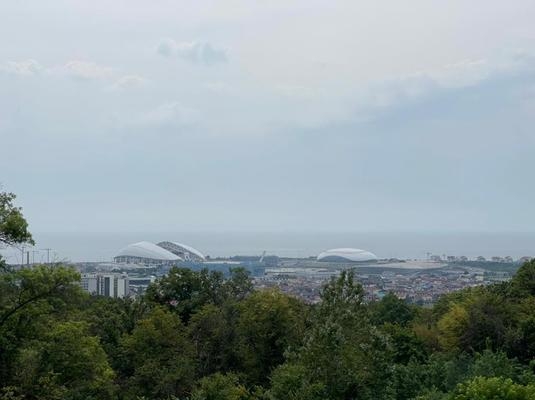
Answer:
[
  {"left": 236, "top": 289, "right": 307, "bottom": 385},
  {"left": 0, "top": 191, "right": 33, "bottom": 248},
  {"left": 270, "top": 270, "right": 394, "bottom": 400},
  {"left": 188, "top": 303, "right": 240, "bottom": 377},
  {"left": 118, "top": 307, "right": 196, "bottom": 399}
]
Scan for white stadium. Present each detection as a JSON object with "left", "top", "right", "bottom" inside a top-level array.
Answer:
[
  {"left": 114, "top": 241, "right": 205, "bottom": 265},
  {"left": 317, "top": 248, "right": 378, "bottom": 263}
]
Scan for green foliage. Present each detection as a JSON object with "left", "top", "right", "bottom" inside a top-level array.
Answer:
[
  {"left": 271, "top": 270, "right": 394, "bottom": 400},
  {"left": 316, "top": 269, "right": 365, "bottom": 321},
  {"left": 188, "top": 303, "right": 240, "bottom": 377},
  {"left": 191, "top": 373, "right": 252, "bottom": 400},
  {"left": 432, "top": 286, "right": 484, "bottom": 321},
  {"left": 0, "top": 191, "right": 33, "bottom": 246},
  {"left": 392, "top": 360, "right": 431, "bottom": 400},
  {"left": 450, "top": 376, "right": 535, "bottom": 400},
  {"left": 268, "top": 363, "right": 326, "bottom": 400},
  {"left": 414, "top": 388, "right": 449, "bottom": 400},
  {"left": 0, "top": 386, "right": 25, "bottom": 400},
  {"left": 381, "top": 323, "right": 427, "bottom": 364},
  {"left": 82, "top": 296, "right": 148, "bottom": 362},
  {"left": 460, "top": 293, "right": 510, "bottom": 352},
  {"left": 226, "top": 267, "right": 254, "bottom": 301},
  {"left": 119, "top": 307, "right": 196, "bottom": 399},
  {"left": 412, "top": 308, "right": 442, "bottom": 354},
  {"left": 145, "top": 268, "right": 225, "bottom": 322},
  {"left": 507, "top": 309, "right": 535, "bottom": 362},
  {"left": 0, "top": 265, "right": 83, "bottom": 385},
  {"left": 0, "top": 265, "right": 81, "bottom": 327},
  {"left": 371, "top": 292, "right": 416, "bottom": 327},
  {"left": 470, "top": 350, "right": 527, "bottom": 382},
  {"left": 236, "top": 289, "right": 307, "bottom": 385},
  {"left": 437, "top": 290, "right": 511, "bottom": 354},
  {"left": 438, "top": 303, "right": 470, "bottom": 351},
  {"left": 511, "top": 259, "right": 535, "bottom": 297},
  {"left": 145, "top": 267, "right": 253, "bottom": 324},
  {"left": 7, "top": 321, "right": 115, "bottom": 400}
]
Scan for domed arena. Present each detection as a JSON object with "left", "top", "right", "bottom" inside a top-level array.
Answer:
[
  {"left": 317, "top": 248, "right": 378, "bottom": 263},
  {"left": 114, "top": 241, "right": 205, "bottom": 265},
  {"left": 114, "top": 241, "right": 181, "bottom": 265}
]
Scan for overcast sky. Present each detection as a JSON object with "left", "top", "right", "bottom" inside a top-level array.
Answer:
[{"left": 1, "top": 0, "right": 535, "bottom": 233}]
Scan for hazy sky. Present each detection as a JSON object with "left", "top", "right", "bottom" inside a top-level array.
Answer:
[{"left": 1, "top": 0, "right": 535, "bottom": 233}]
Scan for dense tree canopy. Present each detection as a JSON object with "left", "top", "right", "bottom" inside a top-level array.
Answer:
[
  {"left": 0, "top": 260, "right": 534, "bottom": 399},
  {"left": 15, "top": 321, "right": 116, "bottom": 400}
]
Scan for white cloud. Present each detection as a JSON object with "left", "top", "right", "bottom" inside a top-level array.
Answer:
[
  {"left": 0, "top": 59, "right": 43, "bottom": 76},
  {"left": 110, "top": 75, "right": 147, "bottom": 90},
  {"left": 359, "top": 52, "right": 535, "bottom": 115},
  {"left": 365, "top": 59, "right": 491, "bottom": 109},
  {"left": 1, "top": 59, "right": 147, "bottom": 87},
  {"left": 137, "top": 102, "right": 200, "bottom": 128},
  {"left": 157, "top": 38, "right": 227, "bottom": 65},
  {"left": 58, "top": 60, "right": 114, "bottom": 80}
]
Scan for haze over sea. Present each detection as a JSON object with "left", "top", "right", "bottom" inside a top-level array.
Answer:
[{"left": 3, "top": 231, "right": 534, "bottom": 264}]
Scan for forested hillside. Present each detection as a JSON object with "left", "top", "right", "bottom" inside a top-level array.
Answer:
[{"left": 2, "top": 260, "right": 535, "bottom": 400}]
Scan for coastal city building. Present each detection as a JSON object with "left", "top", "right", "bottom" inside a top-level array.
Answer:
[
  {"left": 81, "top": 273, "right": 129, "bottom": 298},
  {"left": 74, "top": 240, "right": 532, "bottom": 305}
]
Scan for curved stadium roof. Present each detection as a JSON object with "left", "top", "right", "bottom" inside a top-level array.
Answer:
[
  {"left": 317, "top": 248, "right": 378, "bottom": 263},
  {"left": 115, "top": 241, "right": 182, "bottom": 261},
  {"left": 157, "top": 241, "right": 205, "bottom": 260}
]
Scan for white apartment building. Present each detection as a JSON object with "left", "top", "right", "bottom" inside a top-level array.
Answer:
[{"left": 81, "top": 273, "right": 130, "bottom": 298}]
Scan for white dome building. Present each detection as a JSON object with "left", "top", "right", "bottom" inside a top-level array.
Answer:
[
  {"left": 114, "top": 241, "right": 182, "bottom": 265},
  {"left": 317, "top": 248, "right": 378, "bottom": 263}
]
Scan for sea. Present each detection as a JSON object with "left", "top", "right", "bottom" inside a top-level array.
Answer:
[{"left": 1, "top": 231, "right": 534, "bottom": 264}]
